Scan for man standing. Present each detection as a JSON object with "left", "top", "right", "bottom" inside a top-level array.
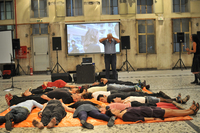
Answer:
[{"left": 99, "top": 33, "right": 120, "bottom": 80}]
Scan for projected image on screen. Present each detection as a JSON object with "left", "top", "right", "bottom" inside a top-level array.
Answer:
[{"left": 66, "top": 22, "right": 120, "bottom": 55}]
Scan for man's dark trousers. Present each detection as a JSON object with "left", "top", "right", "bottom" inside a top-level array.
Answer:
[{"left": 104, "top": 54, "right": 117, "bottom": 80}]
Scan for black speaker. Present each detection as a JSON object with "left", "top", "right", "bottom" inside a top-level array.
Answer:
[
  {"left": 3, "top": 64, "right": 16, "bottom": 76},
  {"left": 52, "top": 37, "right": 61, "bottom": 50},
  {"left": 76, "top": 64, "right": 95, "bottom": 83},
  {"left": 12, "top": 39, "right": 20, "bottom": 49},
  {"left": 121, "top": 36, "right": 130, "bottom": 49},
  {"left": 177, "top": 32, "right": 184, "bottom": 43},
  {"left": 2, "top": 70, "right": 12, "bottom": 79},
  {"left": 98, "top": 71, "right": 118, "bottom": 81},
  {"left": 73, "top": 73, "right": 98, "bottom": 83},
  {"left": 51, "top": 73, "right": 72, "bottom": 82}
]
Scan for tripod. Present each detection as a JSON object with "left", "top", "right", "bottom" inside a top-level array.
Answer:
[
  {"left": 15, "top": 50, "right": 26, "bottom": 75},
  {"left": 172, "top": 43, "right": 187, "bottom": 70},
  {"left": 120, "top": 48, "right": 135, "bottom": 72},
  {"left": 52, "top": 50, "right": 66, "bottom": 73},
  {"left": 15, "top": 59, "right": 26, "bottom": 75},
  {"left": 4, "top": 54, "right": 21, "bottom": 91}
]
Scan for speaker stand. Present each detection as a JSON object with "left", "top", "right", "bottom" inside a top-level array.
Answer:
[
  {"left": 15, "top": 59, "right": 26, "bottom": 75},
  {"left": 120, "top": 49, "right": 135, "bottom": 72},
  {"left": 172, "top": 43, "right": 187, "bottom": 70},
  {"left": 52, "top": 50, "right": 66, "bottom": 73},
  {"left": 4, "top": 54, "right": 21, "bottom": 91}
]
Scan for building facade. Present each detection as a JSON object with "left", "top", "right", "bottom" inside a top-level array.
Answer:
[{"left": 0, "top": 0, "right": 200, "bottom": 74}]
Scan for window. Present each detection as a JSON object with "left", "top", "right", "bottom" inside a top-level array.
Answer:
[
  {"left": 173, "top": 0, "right": 189, "bottom": 12},
  {"left": 31, "top": 0, "right": 48, "bottom": 18},
  {"left": 137, "top": 0, "right": 153, "bottom": 14},
  {"left": 102, "top": 0, "right": 118, "bottom": 15},
  {"left": 0, "top": 25, "right": 14, "bottom": 37},
  {"left": 0, "top": 25, "right": 13, "bottom": 30},
  {"left": 0, "top": 0, "right": 13, "bottom": 20},
  {"left": 137, "top": 20, "right": 156, "bottom": 54},
  {"left": 172, "top": 18, "right": 191, "bottom": 52},
  {"left": 66, "top": 0, "right": 83, "bottom": 16},
  {"left": 32, "top": 24, "right": 48, "bottom": 35}
]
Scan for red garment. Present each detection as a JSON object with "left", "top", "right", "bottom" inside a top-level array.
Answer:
[{"left": 42, "top": 80, "right": 67, "bottom": 89}]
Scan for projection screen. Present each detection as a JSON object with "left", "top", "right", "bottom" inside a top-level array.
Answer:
[
  {"left": 0, "top": 31, "right": 13, "bottom": 64},
  {"left": 66, "top": 22, "right": 120, "bottom": 55}
]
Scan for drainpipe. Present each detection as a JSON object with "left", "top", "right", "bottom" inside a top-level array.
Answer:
[{"left": 14, "top": 0, "right": 17, "bottom": 38}]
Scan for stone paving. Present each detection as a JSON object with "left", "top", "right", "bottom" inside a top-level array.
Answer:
[{"left": 0, "top": 69, "right": 199, "bottom": 133}]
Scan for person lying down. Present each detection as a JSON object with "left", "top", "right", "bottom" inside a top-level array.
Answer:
[{"left": 105, "top": 101, "right": 199, "bottom": 122}]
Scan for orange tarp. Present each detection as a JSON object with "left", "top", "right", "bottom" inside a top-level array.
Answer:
[{"left": 0, "top": 88, "right": 192, "bottom": 128}]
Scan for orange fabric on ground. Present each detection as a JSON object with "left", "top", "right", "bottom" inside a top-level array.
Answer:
[
  {"left": 0, "top": 88, "right": 192, "bottom": 128},
  {"left": 142, "top": 87, "right": 153, "bottom": 94}
]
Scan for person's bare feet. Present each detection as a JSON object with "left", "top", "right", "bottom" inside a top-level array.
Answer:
[
  {"left": 25, "top": 89, "right": 29, "bottom": 93},
  {"left": 8, "top": 93, "right": 13, "bottom": 99},
  {"left": 24, "top": 90, "right": 32, "bottom": 96},
  {"left": 102, "top": 78, "right": 108, "bottom": 85},
  {"left": 47, "top": 117, "right": 57, "bottom": 128},
  {"left": 32, "top": 119, "right": 44, "bottom": 129},
  {"left": 5, "top": 94, "right": 11, "bottom": 106}
]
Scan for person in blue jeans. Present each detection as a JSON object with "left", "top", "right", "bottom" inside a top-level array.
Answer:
[{"left": 0, "top": 100, "right": 43, "bottom": 131}]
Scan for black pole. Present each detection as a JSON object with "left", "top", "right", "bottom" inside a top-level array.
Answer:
[
  {"left": 172, "top": 42, "right": 187, "bottom": 70},
  {"left": 126, "top": 49, "right": 128, "bottom": 71},
  {"left": 180, "top": 43, "right": 182, "bottom": 69},
  {"left": 15, "top": 50, "right": 26, "bottom": 75},
  {"left": 4, "top": 53, "right": 21, "bottom": 91},
  {"left": 120, "top": 48, "right": 135, "bottom": 72},
  {"left": 57, "top": 50, "right": 59, "bottom": 73},
  {"left": 51, "top": 50, "right": 66, "bottom": 73}
]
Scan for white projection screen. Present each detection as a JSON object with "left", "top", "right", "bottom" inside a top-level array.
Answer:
[
  {"left": 66, "top": 22, "right": 120, "bottom": 55},
  {"left": 0, "top": 31, "right": 13, "bottom": 63}
]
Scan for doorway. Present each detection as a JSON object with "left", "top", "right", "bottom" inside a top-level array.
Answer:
[{"left": 33, "top": 36, "right": 49, "bottom": 71}]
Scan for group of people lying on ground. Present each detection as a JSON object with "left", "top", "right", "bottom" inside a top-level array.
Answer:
[{"left": 1, "top": 79, "right": 199, "bottom": 131}]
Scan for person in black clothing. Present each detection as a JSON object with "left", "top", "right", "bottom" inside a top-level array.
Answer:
[
  {"left": 32, "top": 99, "right": 75, "bottom": 129},
  {"left": 96, "top": 91, "right": 190, "bottom": 104},
  {"left": 79, "top": 79, "right": 148, "bottom": 94},
  {"left": 69, "top": 100, "right": 115, "bottom": 129},
  {"left": 99, "top": 33, "right": 121, "bottom": 80},
  {"left": 6, "top": 90, "right": 81, "bottom": 106},
  {"left": 44, "top": 89, "right": 81, "bottom": 104},
  {"left": 186, "top": 34, "right": 200, "bottom": 84},
  {"left": 106, "top": 101, "right": 199, "bottom": 122},
  {"left": 22, "top": 87, "right": 79, "bottom": 97},
  {"left": 96, "top": 78, "right": 144, "bottom": 86},
  {"left": 21, "top": 87, "right": 54, "bottom": 97},
  {"left": 92, "top": 78, "right": 149, "bottom": 89},
  {"left": 8, "top": 94, "right": 48, "bottom": 106},
  {"left": 21, "top": 80, "right": 79, "bottom": 97}
]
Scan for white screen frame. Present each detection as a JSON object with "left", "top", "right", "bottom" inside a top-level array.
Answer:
[
  {"left": 0, "top": 30, "right": 13, "bottom": 64},
  {"left": 66, "top": 21, "right": 120, "bottom": 55}
]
